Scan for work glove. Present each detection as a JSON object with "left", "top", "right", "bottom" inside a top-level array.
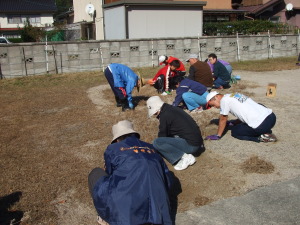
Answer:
[
  {"left": 205, "top": 135, "right": 221, "bottom": 140},
  {"left": 128, "top": 101, "right": 134, "bottom": 109}
]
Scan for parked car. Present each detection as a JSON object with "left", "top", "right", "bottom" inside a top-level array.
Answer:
[{"left": 0, "top": 37, "right": 12, "bottom": 44}]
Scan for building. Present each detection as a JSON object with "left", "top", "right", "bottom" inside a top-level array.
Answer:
[
  {"left": 0, "top": 0, "right": 57, "bottom": 38},
  {"left": 239, "top": 0, "right": 300, "bottom": 28}
]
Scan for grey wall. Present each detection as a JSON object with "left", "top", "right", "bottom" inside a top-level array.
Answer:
[
  {"left": 104, "top": 6, "right": 126, "bottom": 40},
  {"left": 0, "top": 34, "right": 299, "bottom": 79}
]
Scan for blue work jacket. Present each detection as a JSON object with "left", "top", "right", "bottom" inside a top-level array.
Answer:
[
  {"left": 108, "top": 63, "right": 138, "bottom": 103},
  {"left": 92, "top": 136, "right": 173, "bottom": 225},
  {"left": 173, "top": 78, "right": 207, "bottom": 107}
]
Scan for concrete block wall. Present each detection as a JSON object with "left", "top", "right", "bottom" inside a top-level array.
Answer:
[{"left": 0, "top": 34, "right": 299, "bottom": 79}]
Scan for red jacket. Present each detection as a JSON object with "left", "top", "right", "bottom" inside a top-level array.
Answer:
[{"left": 161, "top": 56, "right": 185, "bottom": 72}]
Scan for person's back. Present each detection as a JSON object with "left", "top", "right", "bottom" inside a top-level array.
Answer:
[
  {"left": 93, "top": 135, "right": 172, "bottom": 225},
  {"left": 189, "top": 60, "right": 213, "bottom": 87},
  {"left": 214, "top": 60, "right": 231, "bottom": 82}
]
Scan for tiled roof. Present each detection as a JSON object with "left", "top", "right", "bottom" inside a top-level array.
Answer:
[
  {"left": 239, "top": 0, "right": 282, "bottom": 15},
  {"left": 0, "top": 0, "right": 57, "bottom": 13}
]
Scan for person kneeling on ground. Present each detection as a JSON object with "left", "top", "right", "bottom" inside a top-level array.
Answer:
[
  {"left": 104, "top": 63, "right": 141, "bottom": 111},
  {"left": 159, "top": 55, "right": 186, "bottom": 76},
  {"left": 205, "top": 91, "right": 277, "bottom": 142},
  {"left": 88, "top": 120, "right": 173, "bottom": 225},
  {"left": 149, "top": 60, "right": 181, "bottom": 95},
  {"left": 147, "top": 96, "right": 205, "bottom": 170},
  {"left": 207, "top": 53, "right": 231, "bottom": 89},
  {"left": 172, "top": 76, "right": 209, "bottom": 113}
]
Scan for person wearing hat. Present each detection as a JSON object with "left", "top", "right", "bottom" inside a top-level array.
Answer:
[
  {"left": 88, "top": 120, "right": 173, "bottom": 225},
  {"left": 159, "top": 55, "right": 186, "bottom": 76},
  {"left": 186, "top": 54, "right": 213, "bottom": 90},
  {"left": 104, "top": 63, "right": 141, "bottom": 111},
  {"left": 150, "top": 60, "right": 181, "bottom": 95},
  {"left": 171, "top": 76, "right": 209, "bottom": 113},
  {"left": 147, "top": 96, "right": 205, "bottom": 170},
  {"left": 205, "top": 91, "right": 277, "bottom": 142}
]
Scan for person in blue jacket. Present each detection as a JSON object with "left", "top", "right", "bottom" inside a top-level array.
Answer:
[
  {"left": 172, "top": 76, "right": 209, "bottom": 113},
  {"left": 88, "top": 120, "right": 173, "bottom": 225},
  {"left": 104, "top": 63, "right": 140, "bottom": 111}
]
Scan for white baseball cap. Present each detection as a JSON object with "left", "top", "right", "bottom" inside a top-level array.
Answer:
[
  {"left": 147, "top": 96, "right": 164, "bottom": 118},
  {"left": 206, "top": 91, "right": 219, "bottom": 102},
  {"left": 186, "top": 53, "right": 198, "bottom": 62},
  {"left": 159, "top": 55, "right": 167, "bottom": 64}
]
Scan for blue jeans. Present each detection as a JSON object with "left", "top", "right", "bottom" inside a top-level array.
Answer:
[
  {"left": 231, "top": 113, "right": 276, "bottom": 142},
  {"left": 153, "top": 137, "right": 201, "bottom": 164},
  {"left": 182, "top": 92, "right": 208, "bottom": 111},
  {"left": 225, "top": 65, "right": 232, "bottom": 75},
  {"left": 213, "top": 77, "right": 230, "bottom": 88}
]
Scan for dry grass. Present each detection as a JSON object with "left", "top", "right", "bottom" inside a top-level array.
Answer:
[
  {"left": 0, "top": 56, "right": 298, "bottom": 224},
  {"left": 240, "top": 156, "right": 275, "bottom": 174}
]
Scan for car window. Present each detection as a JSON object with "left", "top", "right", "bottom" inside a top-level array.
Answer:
[{"left": 0, "top": 38, "right": 7, "bottom": 43}]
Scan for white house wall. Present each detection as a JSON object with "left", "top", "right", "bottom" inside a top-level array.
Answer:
[
  {"left": 104, "top": 6, "right": 126, "bottom": 40},
  {"left": 73, "top": 0, "right": 104, "bottom": 40},
  {"left": 128, "top": 9, "right": 203, "bottom": 39},
  {"left": 0, "top": 13, "right": 54, "bottom": 28}
]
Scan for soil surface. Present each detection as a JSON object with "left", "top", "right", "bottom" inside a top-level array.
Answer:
[{"left": 1, "top": 68, "right": 299, "bottom": 224}]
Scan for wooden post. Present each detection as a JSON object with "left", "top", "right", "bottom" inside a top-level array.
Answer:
[
  {"left": 60, "top": 52, "right": 63, "bottom": 74},
  {"left": 22, "top": 47, "right": 28, "bottom": 76},
  {"left": 266, "top": 83, "right": 277, "bottom": 97},
  {"left": 52, "top": 45, "right": 58, "bottom": 74},
  {"left": 0, "top": 63, "right": 3, "bottom": 79}
]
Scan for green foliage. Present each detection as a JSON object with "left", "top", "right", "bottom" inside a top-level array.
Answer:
[
  {"left": 203, "top": 20, "right": 293, "bottom": 36},
  {"left": 19, "top": 19, "right": 45, "bottom": 42},
  {"left": 7, "top": 38, "right": 22, "bottom": 43}
]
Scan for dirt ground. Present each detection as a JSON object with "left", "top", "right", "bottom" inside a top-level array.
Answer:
[{"left": 1, "top": 68, "right": 300, "bottom": 225}]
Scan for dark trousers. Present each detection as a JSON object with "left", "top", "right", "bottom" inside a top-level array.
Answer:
[
  {"left": 231, "top": 113, "right": 276, "bottom": 142},
  {"left": 104, "top": 67, "right": 127, "bottom": 100},
  {"left": 88, "top": 167, "right": 108, "bottom": 198}
]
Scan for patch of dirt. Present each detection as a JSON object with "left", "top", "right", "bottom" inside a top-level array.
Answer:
[
  {"left": 1, "top": 68, "right": 300, "bottom": 224},
  {"left": 240, "top": 156, "right": 275, "bottom": 174}
]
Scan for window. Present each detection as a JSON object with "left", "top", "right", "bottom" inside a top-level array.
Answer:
[{"left": 8, "top": 15, "right": 41, "bottom": 24}]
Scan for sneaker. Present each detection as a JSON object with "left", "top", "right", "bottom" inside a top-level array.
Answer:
[
  {"left": 174, "top": 153, "right": 196, "bottom": 171},
  {"left": 161, "top": 91, "right": 171, "bottom": 96},
  {"left": 259, "top": 133, "right": 277, "bottom": 142},
  {"left": 97, "top": 216, "right": 108, "bottom": 225},
  {"left": 190, "top": 106, "right": 203, "bottom": 113}
]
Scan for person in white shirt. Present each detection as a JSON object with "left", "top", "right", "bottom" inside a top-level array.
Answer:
[{"left": 205, "top": 91, "right": 277, "bottom": 142}]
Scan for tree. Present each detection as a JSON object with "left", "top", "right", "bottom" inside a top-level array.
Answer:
[{"left": 20, "top": 19, "right": 45, "bottom": 42}]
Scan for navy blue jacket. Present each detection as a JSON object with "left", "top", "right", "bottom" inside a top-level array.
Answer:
[
  {"left": 92, "top": 136, "right": 173, "bottom": 225},
  {"left": 173, "top": 78, "right": 207, "bottom": 107}
]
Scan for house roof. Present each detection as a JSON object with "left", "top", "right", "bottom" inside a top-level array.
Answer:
[
  {"left": 239, "top": 0, "right": 282, "bottom": 15},
  {"left": 0, "top": 0, "right": 57, "bottom": 13},
  {"left": 103, "top": 0, "right": 207, "bottom": 8}
]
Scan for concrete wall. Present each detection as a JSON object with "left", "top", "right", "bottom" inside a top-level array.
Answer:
[{"left": 0, "top": 34, "right": 299, "bottom": 79}]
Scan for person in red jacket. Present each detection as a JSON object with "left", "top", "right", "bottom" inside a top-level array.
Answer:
[
  {"left": 149, "top": 60, "right": 180, "bottom": 95},
  {"left": 159, "top": 55, "right": 186, "bottom": 76}
]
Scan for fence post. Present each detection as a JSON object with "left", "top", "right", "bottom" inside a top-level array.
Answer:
[
  {"left": 151, "top": 39, "right": 154, "bottom": 67},
  {"left": 99, "top": 42, "right": 104, "bottom": 72},
  {"left": 45, "top": 35, "right": 49, "bottom": 74},
  {"left": 0, "top": 63, "right": 4, "bottom": 79},
  {"left": 60, "top": 52, "right": 63, "bottom": 74},
  {"left": 268, "top": 30, "right": 273, "bottom": 58},
  {"left": 52, "top": 45, "right": 58, "bottom": 74},
  {"left": 236, "top": 32, "right": 240, "bottom": 62},
  {"left": 22, "top": 47, "right": 28, "bottom": 76}
]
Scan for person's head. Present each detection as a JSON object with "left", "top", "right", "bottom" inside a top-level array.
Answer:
[
  {"left": 208, "top": 53, "right": 218, "bottom": 64},
  {"left": 206, "top": 91, "right": 222, "bottom": 108},
  {"left": 171, "top": 76, "right": 185, "bottom": 89},
  {"left": 146, "top": 96, "right": 164, "bottom": 118},
  {"left": 169, "top": 60, "right": 180, "bottom": 71},
  {"left": 111, "top": 120, "right": 140, "bottom": 144},
  {"left": 186, "top": 54, "right": 199, "bottom": 65},
  {"left": 159, "top": 55, "right": 168, "bottom": 65}
]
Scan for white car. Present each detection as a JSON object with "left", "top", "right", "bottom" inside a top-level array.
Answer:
[{"left": 0, "top": 37, "right": 12, "bottom": 44}]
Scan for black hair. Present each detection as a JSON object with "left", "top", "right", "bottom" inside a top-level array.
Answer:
[
  {"left": 171, "top": 76, "right": 185, "bottom": 86},
  {"left": 113, "top": 133, "right": 140, "bottom": 143},
  {"left": 170, "top": 60, "right": 180, "bottom": 69},
  {"left": 208, "top": 53, "right": 217, "bottom": 59}
]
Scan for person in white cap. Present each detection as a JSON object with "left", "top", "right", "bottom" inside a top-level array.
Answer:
[
  {"left": 147, "top": 96, "right": 205, "bottom": 170},
  {"left": 88, "top": 120, "right": 173, "bottom": 225},
  {"left": 205, "top": 91, "right": 277, "bottom": 142},
  {"left": 186, "top": 53, "right": 213, "bottom": 90},
  {"left": 159, "top": 55, "right": 186, "bottom": 76}
]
